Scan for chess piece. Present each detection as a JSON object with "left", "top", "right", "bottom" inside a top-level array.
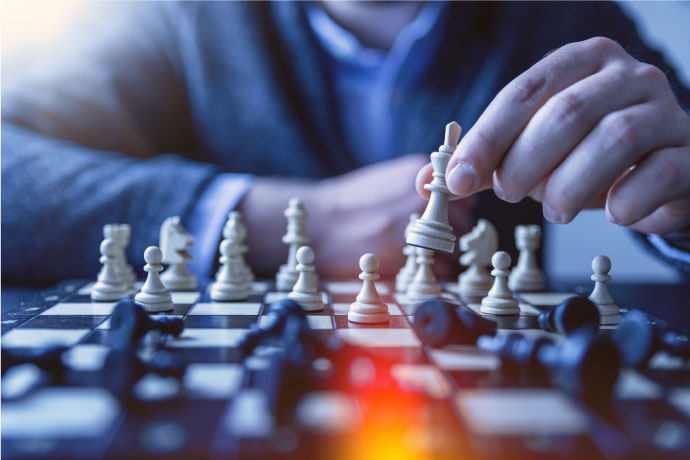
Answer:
[
  {"left": 210, "top": 239, "right": 251, "bottom": 301},
  {"left": 538, "top": 296, "right": 600, "bottom": 335},
  {"left": 508, "top": 225, "right": 546, "bottom": 292},
  {"left": 413, "top": 299, "right": 496, "bottom": 348},
  {"left": 109, "top": 299, "right": 184, "bottom": 350},
  {"left": 457, "top": 219, "right": 498, "bottom": 298},
  {"left": 588, "top": 255, "right": 620, "bottom": 324},
  {"left": 395, "top": 213, "right": 421, "bottom": 292},
  {"left": 104, "top": 348, "right": 185, "bottom": 400},
  {"left": 405, "top": 248, "right": 443, "bottom": 302},
  {"left": 613, "top": 309, "right": 690, "bottom": 367},
  {"left": 406, "top": 122, "right": 461, "bottom": 253},
  {"left": 277, "top": 198, "right": 310, "bottom": 291},
  {"left": 92, "top": 239, "right": 129, "bottom": 301},
  {"left": 103, "top": 224, "right": 136, "bottom": 289},
  {"left": 223, "top": 211, "right": 255, "bottom": 285},
  {"left": 134, "top": 246, "right": 174, "bottom": 312},
  {"left": 480, "top": 251, "right": 520, "bottom": 315},
  {"left": 477, "top": 329, "right": 620, "bottom": 400},
  {"left": 348, "top": 253, "right": 390, "bottom": 324},
  {"left": 287, "top": 246, "right": 324, "bottom": 311},
  {"left": 160, "top": 216, "right": 197, "bottom": 290}
]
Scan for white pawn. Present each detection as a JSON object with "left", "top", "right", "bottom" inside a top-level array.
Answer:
[
  {"left": 210, "top": 239, "right": 251, "bottom": 301},
  {"left": 134, "top": 246, "right": 173, "bottom": 312},
  {"left": 103, "top": 224, "right": 136, "bottom": 289},
  {"left": 481, "top": 251, "right": 520, "bottom": 315},
  {"left": 349, "top": 254, "right": 390, "bottom": 324},
  {"left": 508, "top": 225, "right": 546, "bottom": 292},
  {"left": 92, "top": 239, "right": 129, "bottom": 301},
  {"left": 223, "top": 211, "right": 254, "bottom": 285},
  {"left": 406, "top": 248, "right": 443, "bottom": 302},
  {"left": 277, "top": 198, "right": 310, "bottom": 291},
  {"left": 588, "top": 255, "right": 620, "bottom": 324},
  {"left": 287, "top": 246, "right": 324, "bottom": 311},
  {"left": 395, "top": 213, "right": 421, "bottom": 292}
]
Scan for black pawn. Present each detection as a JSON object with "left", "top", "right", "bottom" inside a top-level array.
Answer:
[
  {"left": 238, "top": 299, "right": 307, "bottom": 356},
  {"left": 538, "top": 296, "right": 600, "bottom": 335},
  {"left": 613, "top": 309, "right": 690, "bottom": 367},
  {"left": 476, "top": 333, "right": 553, "bottom": 378},
  {"left": 109, "top": 298, "right": 184, "bottom": 349},
  {"left": 413, "top": 299, "right": 496, "bottom": 348}
]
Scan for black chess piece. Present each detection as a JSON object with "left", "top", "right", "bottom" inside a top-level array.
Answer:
[
  {"left": 238, "top": 299, "right": 308, "bottom": 356},
  {"left": 613, "top": 309, "right": 690, "bottom": 367},
  {"left": 538, "top": 296, "right": 600, "bottom": 335},
  {"left": 109, "top": 298, "right": 184, "bottom": 349},
  {"left": 478, "top": 329, "right": 620, "bottom": 400},
  {"left": 103, "top": 348, "right": 186, "bottom": 400},
  {"left": 413, "top": 299, "right": 497, "bottom": 347}
]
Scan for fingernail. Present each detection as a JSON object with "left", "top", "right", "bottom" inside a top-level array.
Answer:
[
  {"left": 606, "top": 207, "right": 621, "bottom": 225},
  {"left": 446, "top": 162, "right": 478, "bottom": 195},
  {"left": 542, "top": 202, "right": 562, "bottom": 223}
]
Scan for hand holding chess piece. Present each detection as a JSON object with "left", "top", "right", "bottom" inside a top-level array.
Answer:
[{"left": 349, "top": 253, "right": 390, "bottom": 324}]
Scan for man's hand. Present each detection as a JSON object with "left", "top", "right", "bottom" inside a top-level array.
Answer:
[
  {"left": 241, "top": 154, "right": 474, "bottom": 278},
  {"left": 416, "top": 37, "right": 690, "bottom": 235}
]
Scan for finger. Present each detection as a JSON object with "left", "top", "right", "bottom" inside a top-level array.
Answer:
[
  {"left": 495, "top": 62, "right": 656, "bottom": 202},
  {"left": 541, "top": 102, "right": 683, "bottom": 223},
  {"left": 627, "top": 198, "right": 690, "bottom": 235},
  {"left": 415, "top": 161, "right": 469, "bottom": 201},
  {"left": 606, "top": 145, "right": 690, "bottom": 230},
  {"left": 447, "top": 37, "right": 628, "bottom": 196}
]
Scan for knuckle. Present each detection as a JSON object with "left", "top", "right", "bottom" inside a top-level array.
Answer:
[
  {"left": 546, "top": 91, "right": 586, "bottom": 126},
  {"left": 586, "top": 36, "right": 623, "bottom": 57},
  {"left": 655, "top": 153, "right": 682, "bottom": 192},
  {"left": 507, "top": 73, "right": 549, "bottom": 106},
  {"left": 635, "top": 63, "right": 668, "bottom": 87},
  {"left": 600, "top": 112, "right": 640, "bottom": 153}
]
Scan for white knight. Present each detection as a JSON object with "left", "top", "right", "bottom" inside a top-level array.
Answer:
[
  {"left": 160, "top": 216, "right": 197, "bottom": 290},
  {"left": 457, "top": 219, "right": 498, "bottom": 298}
]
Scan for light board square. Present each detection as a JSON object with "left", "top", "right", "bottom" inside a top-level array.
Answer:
[
  {"left": 171, "top": 292, "right": 201, "bottom": 305},
  {"left": 183, "top": 363, "right": 244, "bottom": 399},
  {"left": 188, "top": 302, "right": 261, "bottom": 316},
  {"left": 390, "top": 364, "right": 452, "bottom": 398},
  {"left": 519, "top": 292, "right": 577, "bottom": 306},
  {"left": 166, "top": 328, "right": 248, "bottom": 348},
  {"left": 265, "top": 291, "right": 328, "bottom": 305},
  {"left": 430, "top": 346, "right": 501, "bottom": 371},
  {"left": 336, "top": 329, "right": 420, "bottom": 347},
  {"left": 325, "top": 281, "right": 390, "bottom": 295},
  {"left": 455, "top": 388, "right": 589, "bottom": 436},
  {"left": 41, "top": 302, "right": 117, "bottom": 316},
  {"left": 2, "top": 329, "right": 90, "bottom": 348}
]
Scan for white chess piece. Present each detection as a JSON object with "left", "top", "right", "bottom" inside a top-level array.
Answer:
[
  {"left": 159, "top": 216, "right": 197, "bottom": 290},
  {"left": 210, "top": 239, "right": 251, "bottom": 301},
  {"left": 134, "top": 246, "right": 174, "bottom": 312},
  {"left": 287, "top": 246, "right": 324, "bottom": 311},
  {"left": 92, "top": 239, "right": 129, "bottom": 301},
  {"left": 223, "top": 211, "right": 254, "bottom": 285},
  {"left": 588, "top": 255, "right": 620, "bottom": 324},
  {"left": 349, "top": 253, "right": 390, "bottom": 324},
  {"left": 395, "top": 212, "right": 421, "bottom": 292},
  {"left": 277, "top": 198, "right": 310, "bottom": 291},
  {"left": 481, "top": 251, "right": 520, "bottom": 315},
  {"left": 457, "top": 219, "right": 498, "bottom": 298},
  {"left": 508, "top": 225, "right": 546, "bottom": 292},
  {"left": 406, "top": 122, "right": 461, "bottom": 253},
  {"left": 103, "top": 224, "right": 136, "bottom": 289},
  {"left": 405, "top": 247, "right": 443, "bottom": 302}
]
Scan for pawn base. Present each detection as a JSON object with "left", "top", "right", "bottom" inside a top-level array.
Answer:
[
  {"left": 406, "top": 284, "right": 443, "bottom": 303},
  {"left": 600, "top": 313, "right": 621, "bottom": 325},
  {"left": 458, "top": 275, "right": 493, "bottom": 298},
  {"left": 210, "top": 282, "right": 250, "bottom": 302},
  {"left": 288, "top": 291, "right": 324, "bottom": 311},
  {"left": 276, "top": 265, "right": 299, "bottom": 291},
  {"left": 480, "top": 296, "right": 520, "bottom": 316},
  {"left": 348, "top": 310, "right": 390, "bottom": 324},
  {"left": 134, "top": 291, "right": 174, "bottom": 312},
  {"left": 92, "top": 283, "right": 128, "bottom": 302}
]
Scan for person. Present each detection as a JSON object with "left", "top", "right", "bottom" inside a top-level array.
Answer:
[{"left": 2, "top": 1, "right": 689, "bottom": 284}]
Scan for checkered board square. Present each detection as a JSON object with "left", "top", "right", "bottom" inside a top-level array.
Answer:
[{"left": 2, "top": 278, "right": 689, "bottom": 460}]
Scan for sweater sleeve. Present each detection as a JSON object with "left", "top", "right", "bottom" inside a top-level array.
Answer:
[{"left": 0, "top": 3, "right": 234, "bottom": 283}]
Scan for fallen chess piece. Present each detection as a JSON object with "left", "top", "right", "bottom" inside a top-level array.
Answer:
[
  {"left": 412, "top": 299, "right": 496, "bottom": 348},
  {"left": 613, "top": 309, "right": 690, "bottom": 368},
  {"left": 478, "top": 329, "right": 620, "bottom": 402},
  {"left": 109, "top": 298, "right": 185, "bottom": 350},
  {"left": 538, "top": 296, "right": 600, "bottom": 335}
]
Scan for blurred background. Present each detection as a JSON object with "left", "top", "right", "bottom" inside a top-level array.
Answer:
[{"left": 3, "top": 0, "right": 689, "bottom": 284}]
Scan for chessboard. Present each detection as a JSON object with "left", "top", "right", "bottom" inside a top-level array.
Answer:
[{"left": 2, "top": 278, "right": 690, "bottom": 460}]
